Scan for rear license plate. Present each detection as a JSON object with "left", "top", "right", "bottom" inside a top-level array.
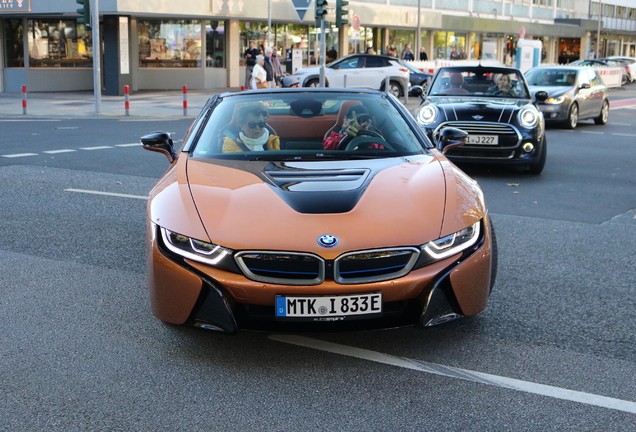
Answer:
[
  {"left": 275, "top": 293, "right": 382, "bottom": 321},
  {"left": 468, "top": 135, "right": 498, "bottom": 145}
]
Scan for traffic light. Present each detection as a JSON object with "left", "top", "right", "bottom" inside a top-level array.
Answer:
[
  {"left": 336, "top": 0, "right": 349, "bottom": 27},
  {"left": 76, "top": 0, "right": 91, "bottom": 28},
  {"left": 315, "top": 0, "right": 328, "bottom": 21}
]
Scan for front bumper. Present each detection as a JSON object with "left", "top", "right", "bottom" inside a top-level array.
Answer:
[
  {"left": 147, "top": 217, "right": 494, "bottom": 333},
  {"left": 538, "top": 104, "right": 569, "bottom": 122}
]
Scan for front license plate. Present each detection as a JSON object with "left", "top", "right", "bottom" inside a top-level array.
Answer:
[
  {"left": 468, "top": 135, "right": 498, "bottom": 145},
  {"left": 275, "top": 293, "right": 382, "bottom": 321}
]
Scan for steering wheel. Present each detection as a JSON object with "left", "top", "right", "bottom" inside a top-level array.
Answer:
[{"left": 336, "top": 129, "right": 392, "bottom": 151}]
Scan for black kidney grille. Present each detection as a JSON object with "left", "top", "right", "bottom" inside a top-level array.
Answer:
[
  {"left": 235, "top": 252, "right": 324, "bottom": 285},
  {"left": 335, "top": 248, "right": 420, "bottom": 284}
]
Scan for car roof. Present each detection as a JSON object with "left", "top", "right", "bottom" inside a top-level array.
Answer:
[
  {"left": 215, "top": 87, "right": 389, "bottom": 99},
  {"left": 437, "top": 65, "right": 523, "bottom": 74}
]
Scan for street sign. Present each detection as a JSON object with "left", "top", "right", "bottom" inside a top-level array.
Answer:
[
  {"left": 291, "top": 0, "right": 312, "bottom": 22},
  {"left": 351, "top": 15, "right": 360, "bottom": 30}
]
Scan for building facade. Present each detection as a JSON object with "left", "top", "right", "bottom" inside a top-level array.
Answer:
[{"left": 0, "top": 0, "right": 634, "bottom": 94}]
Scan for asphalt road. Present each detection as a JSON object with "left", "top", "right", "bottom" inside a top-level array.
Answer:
[{"left": 0, "top": 101, "right": 635, "bottom": 430}]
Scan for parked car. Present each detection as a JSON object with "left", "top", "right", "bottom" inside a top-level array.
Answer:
[
  {"left": 569, "top": 58, "right": 631, "bottom": 86},
  {"left": 607, "top": 56, "right": 636, "bottom": 82},
  {"left": 398, "top": 60, "right": 434, "bottom": 94},
  {"left": 525, "top": 65, "right": 609, "bottom": 129},
  {"left": 293, "top": 54, "right": 410, "bottom": 97},
  {"left": 413, "top": 65, "right": 548, "bottom": 174},
  {"left": 141, "top": 88, "right": 497, "bottom": 334}
]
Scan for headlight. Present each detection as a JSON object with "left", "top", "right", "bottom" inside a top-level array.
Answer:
[
  {"left": 545, "top": 95, "right": 565, "bottom": 104},
  {"left": 161, "top": 227, "right": 232, "bottom": 266},
  {"left": 518, "top": 108, "right": 539, "bottom": 128},
  {"left": 422, "top": 222, "right": 480, "bottom": 259},
  {"left": 417, "top": 105, "right": 438, "bottom": 125}
]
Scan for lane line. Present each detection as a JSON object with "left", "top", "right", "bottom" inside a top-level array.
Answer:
[
  {"left": 611, "top": 133, "right": 636, "bottom": 137},
  {"left": 43, "top": 149, "right": 77, "bottom": 154},
  {"left": 64, "top": 189, "right": 148, "bottom": 200},
  {"left": 1, "top": 153, "right": 39, "bottom": 158},
  {"left": 269, "top": 335, "right": 636, "bottom": 415},
  {"left": 610, "top": 123, "right": 632, "bottom": 126},
  {"left": 115, "top": 143, "right": 140, "bottom": 147},
  {"left": 0, "top": 119, "right": 62, "bottom": 122},
  {"left": 79, "top": 146, "right": 114, "bottom": 150},
  {"left": 581, "top": 131, "right": 605, "bottom": 134}
]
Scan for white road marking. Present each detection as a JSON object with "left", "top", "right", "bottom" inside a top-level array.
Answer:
[
  {"left": 79, "top": 146, "right": 114, "bottom": 150},
  {"left": 0, "top": 119, "right": 62, "bottom": 122},
  {"left": 115, "top": 143, "right": 140, "bottom": 147},
  {"left": 610, "top": 123, "right": 632, "bottom": 126},
  {"left": 1, "top": 153, "right": 38, "bottom": 158},
  {"left": 611, "top": 133, "right": 636, "bottom": 137},
  {"left": 64, "top": 189, "right": 148, "bottom": 200},
  {"left": 581, "top": 131, "right": 605, "bottom": 134},
  {"left": 269, "top": 335, "right": 636, "bottom": 415},
  {"left": 43, "top": 149, "right": 77, "bottom": 154}
]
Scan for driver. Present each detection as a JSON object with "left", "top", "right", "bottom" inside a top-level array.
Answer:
[
  {"left": 323, "top": 105, "right": 383, "bottom": 150},
  {"left": 487, "top": 74, "right": 519, "bottom": 97}
]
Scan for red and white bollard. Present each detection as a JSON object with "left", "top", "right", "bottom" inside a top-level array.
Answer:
[
  {"left": 22, "top": 85, "right": 27, "bottom": 115},
  {"left": 124, "top": 85, "right": 130, "bottom": 116},
  {"left": 183, "top": 85, "right": 188, "bottom": 116}
]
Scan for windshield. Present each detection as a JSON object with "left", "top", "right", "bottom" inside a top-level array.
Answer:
[
  {"left": 525, "top": 69, "right": 577, "bottom": 87},
  {"left": 429, "top": 68, "right": 530, "bottom": 99},
  {"left": 191, "top": 92, "right": 429, "bottom": 160}
]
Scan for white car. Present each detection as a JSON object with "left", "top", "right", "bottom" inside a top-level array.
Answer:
[
  {"left": 293, "top": 54, "right": 410, "bottom": 97},
  {"left": 608, "top": 56, "right": 636, "bottom": 82}
]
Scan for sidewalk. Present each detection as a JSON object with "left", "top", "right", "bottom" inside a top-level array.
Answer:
[{"left": 0, "top": 85, "right": 633, "bottom": 120}]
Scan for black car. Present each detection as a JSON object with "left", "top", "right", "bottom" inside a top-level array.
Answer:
[
  {"left": 413, "top": 65, "right": 548, "bottom": 174},
  {"left": 525, "top": 65, "right": 609, "bottom": 129},
  {"left": 398, "top": 60, "right": 434, "bottom": 94}
]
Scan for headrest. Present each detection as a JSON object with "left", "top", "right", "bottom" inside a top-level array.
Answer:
[
  {"left": 450, "top": 73, "right": 464, "bottom": 86},
  {"left": 290, "top": 99, "right": 323, "bottom": 118}
]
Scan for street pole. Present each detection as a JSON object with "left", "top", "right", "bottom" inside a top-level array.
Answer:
[
  {"left": 319, "top": 18, "right": 326, "bottom": 87},
  {"left": 92, "top": 0, "right": 102, "bottom": 113},
  {"left": 267, "top": 0, "right": 272, "bottom": 48},
  {"left": 416, "top": 0, "right": 421, "bottom": 57},
  {"left": 596, "top": 0, "right": 602, "bottom": 59}
]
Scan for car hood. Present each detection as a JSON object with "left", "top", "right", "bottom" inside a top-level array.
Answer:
[
  {"left": 183, "top": 156, "right": 452, "bottom": 255},
  {"left": 529, "top": 85, "right": 572, "bottom": 98},
  {"left": 427, "top": 96, "right": 527, "bottom": 123}
]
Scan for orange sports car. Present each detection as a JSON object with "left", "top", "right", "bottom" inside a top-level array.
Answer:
[{"left": 142, "top": 89, "right": 497, "bottom": 334}]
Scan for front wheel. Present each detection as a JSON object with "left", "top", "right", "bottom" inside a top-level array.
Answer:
[
  {"left": 594, "top": 100, "right": 609, "bottom": 125},
  {"left": 305, "top": 79, "right": 320, "bottom": 88},
  {"left": 525, "top": 136, "right": 547, "bottom": 175},
  {"left": 564, "top": 103, "right": 578, "bottom": 129}
]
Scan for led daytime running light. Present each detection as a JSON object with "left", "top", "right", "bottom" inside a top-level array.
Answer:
[
  {"left": 423, "top": 222, "right": 480, "bottom": 259},
  {"left": 161, "top": 227, "right": 231, "bottom": 266}
]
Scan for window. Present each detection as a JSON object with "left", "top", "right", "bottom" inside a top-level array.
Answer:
[
  {"left": 206, "top": 21, "right": 226, "bottom": 67},
  {"left": 138, "top": 20, "right": 201, "bottom": 68},
  {"left": 27, "top": 20, "right": 92, "bottom": 68},
  {"left": 3, "top": 19, "right": 24, "bottom": 68}
]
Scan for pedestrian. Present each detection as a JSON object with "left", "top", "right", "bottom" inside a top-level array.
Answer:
[
  {"left": 263, "top": 47, "right": 276, "bottom": 88},
  {"left": 450, "top": 47, "right": 460, "bottom": 60},
  {"left": 419, "top": 46, "right": 428, "bottom": 61},
  {"left": 326, "top": 46, "right": 338, "bottom": 62},
  {"left": 402, "top": 44, "right": 414, "bottom": 60},
  {"left": 243, "top": 42, "right": 259, "bottom": 88},
  {"left": 366, "top": 46, "right": 376, "bottom": 55},
  {"left": 251, "top": 55, "right": 267, "bottom": 89},
  {"left": 271, "top": 48, "right": 284, "bottom": 86}
]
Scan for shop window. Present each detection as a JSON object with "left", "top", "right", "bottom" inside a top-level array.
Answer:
[
  {"left": 28, "top": 20, "right": 92, "bottom": 68},
  {"left": 138, "top": 20, "right": 201, "bottom": 68},
  {"left": 4, "top": 19, "right": 24, "bottom": 68},
  {"left": 206, "top": 21, "right": 226, "bottom": 68}
]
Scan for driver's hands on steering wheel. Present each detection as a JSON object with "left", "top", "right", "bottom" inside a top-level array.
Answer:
[{"left": 345, "top": 112, "right": 370, "bottom": 137}]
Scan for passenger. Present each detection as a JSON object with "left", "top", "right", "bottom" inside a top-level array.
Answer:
[
  {"left": 565, "top": 73, "right": 576, "bottom": 86},
  {"left": 323, "top": 105, "right": 383, "bottom": 150},
  {"left": 487, "top": 74, "right": 518, "bottom": 96},
  {"left": 222, "top": 102, "right": 280, "bottom": 153}
]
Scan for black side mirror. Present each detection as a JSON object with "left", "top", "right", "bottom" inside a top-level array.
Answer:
[
  {"left": 438, "top": 127, "right": 468, "bottom": 155},
  {"left": 141, "top": 132, "right": 176, "bottom": 163},
  {"left": 580, "top": 82, "right": 591, "bottom": 89},
  {"left": 534, "top": 91, "right": 549, "bottom": 103},
  {"left": 409, "top": 85, "right": 424, "bottom": 98}
]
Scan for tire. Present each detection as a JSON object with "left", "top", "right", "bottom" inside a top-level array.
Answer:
[
  {"left": 594, "top": 99, "right": 609, "bottom": 125},
  {"left": 525, "top": 135, "right": 547, "bottom": 175},
  {"left": 564, "top": 103, "right": 578, "bottom": 129},
  {"left": 382, "top": 81, "right": 403, "bottom": 97},
  {"left": 489, "top": 220, "right": 498, "bottom": 293},
  {"left": 305, "top": 79, "right": 320, "bottom": 88}
]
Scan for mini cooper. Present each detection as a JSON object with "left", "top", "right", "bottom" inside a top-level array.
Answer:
[
  {"left": 414, "top": 65, "right": 548, "bottom": 174},
  {"left": 141, "top": 88, "right": 497, "bottom": 334}
]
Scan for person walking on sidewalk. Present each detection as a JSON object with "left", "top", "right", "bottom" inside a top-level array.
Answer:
[{"left": 244, "top": 42, "right": 260, "bottom": 88}]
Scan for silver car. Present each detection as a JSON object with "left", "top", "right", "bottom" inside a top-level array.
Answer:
[{"left": 525, "top": 66, "right": 609, "bottom": 129}]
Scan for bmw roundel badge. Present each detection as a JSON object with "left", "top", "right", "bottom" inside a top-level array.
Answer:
[{"left": 317, "top": 234, "right": 339, "bottom": 248}]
